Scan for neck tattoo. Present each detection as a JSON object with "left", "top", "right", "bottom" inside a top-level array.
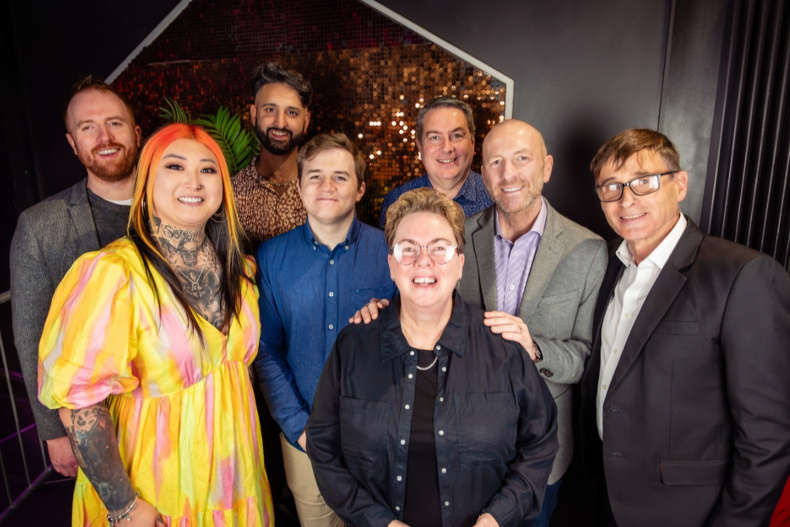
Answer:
[{"left": 176, "top": 260, "right": 208, "bottom": 292}]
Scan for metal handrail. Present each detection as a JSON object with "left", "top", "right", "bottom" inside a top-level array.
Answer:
[{"left": 0, "top": 290, "right": 51, "bottom": 523}]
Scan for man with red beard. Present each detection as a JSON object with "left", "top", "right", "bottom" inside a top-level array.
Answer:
[
  {"left": 10, "top": 75, "right": 141, "bottom": 479},
  {"left": 233, "top": 62, "right": 312, "bottom": 252}
]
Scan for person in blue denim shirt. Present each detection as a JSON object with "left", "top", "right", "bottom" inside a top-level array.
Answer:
[
  {"left": 255, "top": 133, "right": 396, "bottom": 526},
  {"left": 307, "top": 188, "right": 557, "bottom": 527},
  {"left": 378, "top": 96, "right": 492, "bottom": 228}
]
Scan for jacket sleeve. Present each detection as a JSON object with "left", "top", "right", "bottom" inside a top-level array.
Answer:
[
  {"left": 254, "top": 251, "right": 310, "bottom": 447},
  {"left": 707, "top": 255, "right": 790, "bottom": 526},
  {"left": 306, "top": 340, "right": 397, "bottom": 527},
  {"left": 532, "top": 238, "right": 607, "bottom": 385},
  {"left": 482, "top": 347, "right": 559, "bottom": 526},
  {"left": 9, "top": 210, "right": 66, "bottom": 441}
]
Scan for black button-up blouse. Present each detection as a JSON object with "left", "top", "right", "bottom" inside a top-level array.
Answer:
[{"left": 306, "top": 294, "right": 558, "bottom": 527}]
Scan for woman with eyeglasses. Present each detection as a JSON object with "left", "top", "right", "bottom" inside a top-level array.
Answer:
[
  {"left": 38, "top": 124, "right": 273, "bottom": 526},
  {"left": 306, "top": 188, "right": 558, "bottom": 527}
]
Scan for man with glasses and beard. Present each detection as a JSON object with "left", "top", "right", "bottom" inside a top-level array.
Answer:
[
  {"left": 10, "top": 75, "right": 141, "bottom": 479},
  {"left": 233, "top": 62, "right": 312, "bottom": 252}
]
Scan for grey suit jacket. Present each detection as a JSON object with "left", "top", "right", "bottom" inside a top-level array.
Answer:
[
  {"left": 10, "top": 179, "right": 104, "bottom": 441},
  {"left": 579, "top": 219, "right": 790, "bottom": 526},
  {"left": 459, "top": 200, "right": 607, "bottom": 484}
]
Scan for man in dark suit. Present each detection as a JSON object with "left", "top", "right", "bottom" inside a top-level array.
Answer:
[
  {"left": 10, "top": 76, "right": 140, "bottom": 478},
  {"left": 579, "top": 128, "right": 790, "bottom": 526}
]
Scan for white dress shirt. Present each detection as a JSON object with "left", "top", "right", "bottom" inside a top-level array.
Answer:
[{"left": 596, "top": 214, "right": 687, "bottom": 438}]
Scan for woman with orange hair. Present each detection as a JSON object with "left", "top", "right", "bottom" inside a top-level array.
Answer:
[{"left": 38, "top": 123, "right": 274, "bottom": 526}]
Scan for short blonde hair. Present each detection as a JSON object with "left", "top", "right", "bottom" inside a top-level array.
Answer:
[{"left": 384, "top": 188, "right": 465, "bottom": 253}]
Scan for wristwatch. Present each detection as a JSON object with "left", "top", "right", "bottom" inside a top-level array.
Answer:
[{"left": 533, "top": 341, "right": 543, "bottom": 362}]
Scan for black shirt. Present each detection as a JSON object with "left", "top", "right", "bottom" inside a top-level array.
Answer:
[{"left": 306, "top": 294, "right": 559, "bottom": 527}]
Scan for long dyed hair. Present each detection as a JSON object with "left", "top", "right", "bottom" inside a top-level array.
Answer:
[{"left": 128, "top": 123, "right": 249, "bottom": 337}]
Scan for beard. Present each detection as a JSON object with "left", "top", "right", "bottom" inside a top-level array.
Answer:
[
  {"left": 255, "top": 125, "right": 306, "bottom": 156},
  {"left": 77, "top": 141, "right": 139, "bottom": 182}
]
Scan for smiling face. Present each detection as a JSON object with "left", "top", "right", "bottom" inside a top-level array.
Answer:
[
  {"left": 298, "top": 148, "right": 365, "bottom": 228},
  {"left": 65, "top": 88, "right": 142, "bottom": 183},
  {"left": 416, "top": 108, "right": 474, "bottom": 191},
  {"left": 250, "top": 82, "right": 310, "bottom": 156},
  {"left": 598, "top": 149, "right": 688, "bottom": 261},
  {"left": 389, "top": 211, "right": 464, "bottom": 315},
  {"left": 151, "top": 138, "right": 224, "bottom": 232},
  {"left": 481, "top": 120, "right": 552, "bottom": 221}
]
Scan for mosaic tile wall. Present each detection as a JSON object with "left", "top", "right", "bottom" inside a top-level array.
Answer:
[{"left": 113, "top": 0, "right": 506, "bottom": 226}]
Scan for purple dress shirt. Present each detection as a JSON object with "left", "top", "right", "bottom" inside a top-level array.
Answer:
[{"left": 494, "top": 199, "right": 548, "bottom": 315}]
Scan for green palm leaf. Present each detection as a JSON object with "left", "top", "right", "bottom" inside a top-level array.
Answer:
[
  {"left": 158, "top": 97, "right": 190, "bottom": 124},
  {"left": 195, "top": 107, "right": 255, "bottom": 174}
]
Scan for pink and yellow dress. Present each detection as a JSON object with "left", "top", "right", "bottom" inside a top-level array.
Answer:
[{"left": 38, "top": 238, "right": 274, "bottom": 527}]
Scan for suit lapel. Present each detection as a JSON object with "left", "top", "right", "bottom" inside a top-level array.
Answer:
[
  {"left": 518, "top": 204, "right": 563, "bottom": 321},
  {"left": 471, "top": 208, "right": 498, "bottom": 311},
  {"left": 582, "top": 250, "right": 624, "bottom": 391},
  {"left": 68, "top": 181, "right": 101, "bottom": 256},
  {"left": 608, "top": 221, "right": 703, "bottom": 393}
]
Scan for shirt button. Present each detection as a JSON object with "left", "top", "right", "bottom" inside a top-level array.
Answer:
[
  {"left": 625, "top": 312, "right": 631, "bottom": 319},
  {"left": 404, "top": 404, "right": 410, "bottom": 410},
  {"left": 438, "top": 430, "right": 444, "bottom": 436},
  {"left": 603, "top": 384, "right": 608, "bottom": 390},
  {"left": 329, "top": 259, "right": 335, "bottom": 265},
  {"left": 410, "top": 350, "right": 415, "bottom": 356},
  {"left": 435, "top": 345, "right": 441, "bottom": 350},
  {"left": 396, "top": 475, "right": 402, "bottom": 481},
  {"left": 400, "top": 439, "right": 406, "bottom": 445},
  {"left": 395, "top": 506, "right": 400, "bottom": 512},
  {"left": 328, "top": 291, "right": 334, "bottom": 297},
  {"left": 408, "top": 373, "right": 413, "bottom": 379},
  {"left": 513, "top": 251, "right": 519, "bottom": 256},
  {"left": 441, "top": 366, "right": 446, "bottom": 372},
  {"left": 345, "top": 246, "right": 349, "bottom": 251},
  {"left": 328, "top": 324, "right": 334, "bottom": 330},
  {"left": 444, "top": 501, "right": 450, "bottom": 507},
  {"left": 439, "top": 397, "right": 444, "bottom": 402},
  {"left": 509, "top": 284, "right": 515, "bottom": 290},
  {"left": 441, "top": 468, "right": 446, "bottom": 474},
  {"left": 613, "top": 348, "right": 619, "bottom": 355}
]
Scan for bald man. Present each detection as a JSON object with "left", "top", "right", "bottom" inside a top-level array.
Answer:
[{"left": 459, "top": 119, "right": 607, "bottom": 525}]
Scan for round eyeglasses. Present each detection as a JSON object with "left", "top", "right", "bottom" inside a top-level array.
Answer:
[
  {"left": 595, "top": 171, "right": 677, "bottom": 202},
  {"left": 391, "top": 240, "right": 458, "bottom": 265}
]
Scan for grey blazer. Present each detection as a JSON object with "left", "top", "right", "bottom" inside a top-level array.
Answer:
[
  {"left": 10, "top": 179, "right": 104, "bottom": 440},
  {"left": 459, "top": 200, "right": 607, "bottom": 484}
]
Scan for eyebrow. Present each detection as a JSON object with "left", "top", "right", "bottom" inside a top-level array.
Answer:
[
  {"left": 306, "top": 169, "right": 351, "bottom": 176},
  {"left": 425, "top": 127, "right": 467, "bottom": 136},
  {"left": 261, "top": 102, "right": 301, "bottom": 111},
  {"left": 162, "top": 153, "right": 217, "bottom": 164},
  {"left": 598, "top": 171, "right": 656, "bottom": 185},
  {"left": 397, "top": 237, "right": 454, "bottom": 245},
  {"left": 73, "top": 115, "right": 127, "bottom": 128}
]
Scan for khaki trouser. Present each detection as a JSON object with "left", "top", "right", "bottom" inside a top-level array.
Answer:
[{"left": 281, "top": 434, "right": 344, "bottom": 527}]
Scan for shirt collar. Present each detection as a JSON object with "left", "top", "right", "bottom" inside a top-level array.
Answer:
[
  {"left": 301, "top": 214, "right": 361, "bottom": 249},
  {"left": 615, "top": 213, "right": 688, "bottom": 269},
  {"left": 455, "top": 170, "right": 482, "bottom": 202},
  {"left": 425, "top": 169, "right": 482, "bottom": 202},
  {"left": 494, "top": 197, "right": 547, "bottom": 241},
  {"left": 379, "top": 293, "right": 469, "bottom": 361}
]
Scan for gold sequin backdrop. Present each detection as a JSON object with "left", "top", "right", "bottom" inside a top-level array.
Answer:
[{"left": 114, "top": 0, "right": 506, "bottom": 225}]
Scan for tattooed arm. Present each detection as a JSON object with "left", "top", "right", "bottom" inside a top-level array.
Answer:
[{"left": 59, "top": 405, "right": 163, "bottom": 526}]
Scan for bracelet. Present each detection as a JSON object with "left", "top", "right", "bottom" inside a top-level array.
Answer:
[{"left": 107, "top": 491, "right": 140, "bottom": 525}]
